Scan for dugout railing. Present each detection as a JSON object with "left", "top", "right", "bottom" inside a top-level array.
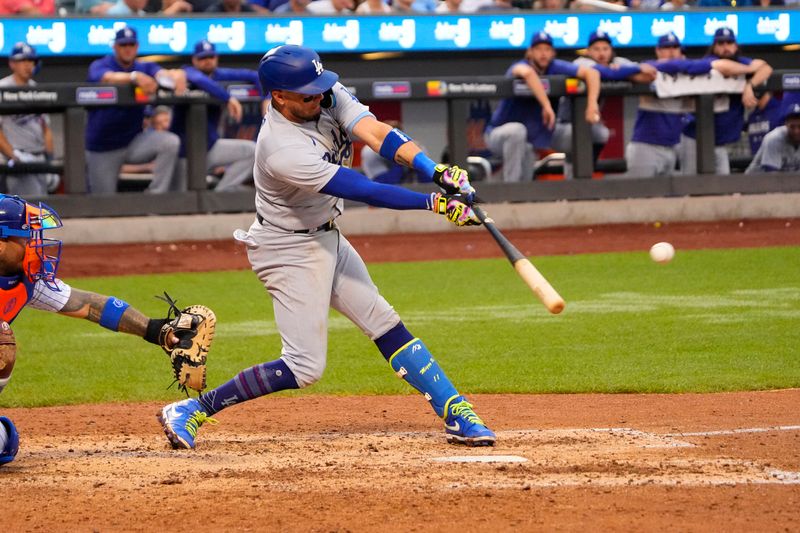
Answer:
[{"left": 0, "top": 71, "right": 798, "bottom": 218}]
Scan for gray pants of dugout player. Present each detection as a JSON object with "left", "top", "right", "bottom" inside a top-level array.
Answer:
[
  {"left": 484, "top": 123, "right": 535, "bottom": 183},
  {"left": 173, "top": 138, "right": 256, "bottom": 192},
  {"left": 677, "top": 134, "right": 730, "bottom": 176},
  {"left": 551, "top": 121, "right": 610, "bottom": 180},
  {"left": 86, "top": 129, "right": 181, "bottom": 194},
  {"left": 624, "top": 142, "right": 678, "bottom": 178}
]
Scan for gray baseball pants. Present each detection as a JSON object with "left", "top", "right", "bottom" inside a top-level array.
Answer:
[
  {"left": 172, "top": 139, "right": 256, "bottom": 191},
  {"left": 86, "top": 129, "right": 181, "bottom": 194},
  {"left": 484, "top": 122, "right": 535, "bottom": 183},
  {"left": 677, "top": 134, "right": 730, "bottom": 175},
  {"left": 625, "top": 142, "right": 678, "bottom": 178},
  {"left": 234, "top": 220, "right": 400, "bottom": 388}
]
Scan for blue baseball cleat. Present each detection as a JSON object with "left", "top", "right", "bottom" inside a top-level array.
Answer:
[
  {"left": 444, "top": 397, "right": 496, "bottom": 447},
  {"left": 0, "top": 416, "right": 20, "bottom": 465},
  {"left": 157, "top": 398, "right": 216, "bottom": 450}
]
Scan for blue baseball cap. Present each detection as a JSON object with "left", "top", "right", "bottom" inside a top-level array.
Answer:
[
  {"left": 530, "top": 31, "right": 554, "bottom": 48},
  {"left": 114, "top": 26, "right": 138, "bottom": 45},
  {"left": 588, "top": 30, "right": 612, "bottom": 47},
  {"left": 657, "top": 32, "right": 681, "bottom": 48},
  {"left": 193, "top": 40, "right": 217, "bottom": 59},
  {"left": 785, "top": 103, "right": 800, "bottom": 121},
  {"left": 9, "top": 42, "right": 37, "bottom": 61},
  {"left": 713, "top": 27, "right": 736, "bottom": 43}
]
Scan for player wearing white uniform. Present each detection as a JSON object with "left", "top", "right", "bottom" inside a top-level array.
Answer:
[
  {"left": 0, "top": 194, "right": 202, "bottom": 466},
  {"left": 158, "top": 45, "right": 497, "bottom": 450},
  {"left": 746, "top": 104, "right": 800, "bottom": 174}
]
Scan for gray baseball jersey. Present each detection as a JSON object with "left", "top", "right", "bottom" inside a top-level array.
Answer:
[
  {"left": 236, "top": 82, "right": 399, "bottom": 387},
  {"left": 0, "top": 75, "right": 50, "bottom": 154},
  {"left": 253, "top": 82, "right": 373, "bottom": 231},
  {"left": 746, "top": 126, "right": 800, "bottom": 173}
]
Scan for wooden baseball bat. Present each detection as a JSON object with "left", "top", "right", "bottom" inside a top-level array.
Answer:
[{"left": 472, "top": 205, "right": 565, "bottom": 314}]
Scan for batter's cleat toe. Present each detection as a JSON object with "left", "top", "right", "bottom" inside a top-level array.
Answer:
[
  {"left": 157, "top": 398, "right": 216, "bottom": 450},
  {"left": 444, "top": 397, "right": 496, "bottom": 447}
]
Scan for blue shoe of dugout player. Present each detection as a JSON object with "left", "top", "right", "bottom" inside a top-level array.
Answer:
[
  {"left": 444, "top": 397, "right": 496, "bottom": 447},
  {"left": 157, "top": 398, "right": 216, "bottom": 450},
  {"left": 0, "top": 416, "right": 20, "bottom": 465}
]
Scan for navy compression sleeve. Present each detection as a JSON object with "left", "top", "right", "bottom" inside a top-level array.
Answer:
[{"left": 320, "top": 166, "right": 431, "bottom": 210}]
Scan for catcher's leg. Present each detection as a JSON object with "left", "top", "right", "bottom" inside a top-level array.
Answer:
[
  {"left": 0, "top": 321, "right": 16, "bottom": 396},
  {"left": 0, "top": 321, "right": 20, "bottom": 465}
]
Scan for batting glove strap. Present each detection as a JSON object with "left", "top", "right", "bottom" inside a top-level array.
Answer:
[
  {"left": 429, "top": 193, "right": 481, "bottom": 227},
  {"left": 433, "top": 164, "right": 476, "bottom": 198}
]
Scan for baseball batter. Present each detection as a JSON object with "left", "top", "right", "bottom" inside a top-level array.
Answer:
[
  {"left": 0, "top": 194, "right": 210, "bottom": 466},
  {"left": 158, "top": 45, "right": 496, "bottom": 449}
]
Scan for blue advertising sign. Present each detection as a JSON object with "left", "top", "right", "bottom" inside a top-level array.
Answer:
[{"left": 0, "top": 10, "right": 796, "bottom": 57}]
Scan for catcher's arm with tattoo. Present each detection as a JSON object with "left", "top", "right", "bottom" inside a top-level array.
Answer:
[
  {"left": 58, "top": 288, "right": 177, "bottom": 344},
  {"left": 55, "top": 288, "right": 215, "bottom": 394}
]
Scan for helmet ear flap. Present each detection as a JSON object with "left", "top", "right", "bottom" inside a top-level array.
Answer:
[{"left": 320, "top": 89, "right": 334, "bottom": 109}]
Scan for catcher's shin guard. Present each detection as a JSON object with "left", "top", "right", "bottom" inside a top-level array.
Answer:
[{"left": 389, "top": 338, "right": 458, "bottom": 418}]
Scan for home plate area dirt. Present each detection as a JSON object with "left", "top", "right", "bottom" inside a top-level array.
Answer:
[
  {"left": 4, "top": 392, "right": 800, "bottom": 531},
  {"left": 4, "top": 220, "right": 800, "bottom": 531}
]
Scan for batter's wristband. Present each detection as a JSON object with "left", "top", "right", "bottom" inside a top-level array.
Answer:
[
  {"left": 379, "top": 128, "right": 412, "bottom": 162},
  {"left": 99, "top": 297, "right": 130, "bottom": 332},
  {"left": 412, "top": 152, "right": 437, "bottom": 180}
]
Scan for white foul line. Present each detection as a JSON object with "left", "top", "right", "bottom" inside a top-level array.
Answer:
[{"left": 666, "top": 425, "right": 800, "bottom": 437}]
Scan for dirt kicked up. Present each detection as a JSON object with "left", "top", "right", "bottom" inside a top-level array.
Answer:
[{"left": 4, "top": 219, "right": 800, "bottom": 531}]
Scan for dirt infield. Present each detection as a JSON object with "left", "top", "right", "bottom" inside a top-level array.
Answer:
[{"left": 4, "top": 218, "right": 800, "bottom": 532}]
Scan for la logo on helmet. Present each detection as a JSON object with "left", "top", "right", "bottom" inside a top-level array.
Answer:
[{"left": 312, "top": 59, "right": 323, "bottom": 76}]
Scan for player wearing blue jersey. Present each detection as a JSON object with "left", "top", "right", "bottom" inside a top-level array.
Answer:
[
  {"left": 158, "top": 45, "right": 497, "bottom": 450},
  {"left": 85, "top": 27, "right": 187, "bottom": 194},
  {"left": 745, "top": 94, "right": 783, "bottom": 157},
  {"left": 746, "top": 103, "right": 800, "bottom": 174},
  {"left": 678, "top": 27, "right": 772, "bottom": 176},
  {"left": 484, "top": 31, "right": 600, "bottom": 183},
  {"left": 552, "top": 30, "right": 656, "bottom": 179},
  {"left": 627, "top": 32, "right": 769, "bottom": 178},
  {"left": 171, "top": 40, "right": 263, "bottom": 192}
]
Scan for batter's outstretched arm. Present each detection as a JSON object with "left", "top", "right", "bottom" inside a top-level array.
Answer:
[
  {"left": 58, "top": 288, "right": 149, "bottom": 337},
  {"left": 352, "top": 116, "right": 439, "bottom": 179},
  {"left": 321, "top": 167, "right": 430, "bottom": 210},
  {"left": 321, "top": 167, "right": 480, "bottom": 226}
]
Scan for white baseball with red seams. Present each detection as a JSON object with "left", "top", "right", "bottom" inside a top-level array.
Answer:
[{"left": 650, "top": 242, "right": 675, "bottom": 263}]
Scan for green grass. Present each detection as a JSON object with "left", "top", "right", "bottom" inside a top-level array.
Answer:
[{"left": 2, "top": 246, "right": 799, "bottom": 407}]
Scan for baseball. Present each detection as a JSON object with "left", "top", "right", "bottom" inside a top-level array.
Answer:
[{"left": 649, "top": 242, "right": 675, "bottom": 263}]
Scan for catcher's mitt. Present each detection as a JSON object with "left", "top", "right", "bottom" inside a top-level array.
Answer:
[{"left": 156, "top": 292, "right": 216, "bottom": 394}]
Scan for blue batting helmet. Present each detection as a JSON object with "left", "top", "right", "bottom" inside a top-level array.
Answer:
[
  {"left": 0, "top": 416, "right": 19, "bottom": 466},
  {"left": 258, "top": 45, "right": 338, "bottom": 95}
]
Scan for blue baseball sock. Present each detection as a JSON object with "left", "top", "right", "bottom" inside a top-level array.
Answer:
[
  {"left": 198, "top": 359, "right": 299, "bottom": 416},
  {"left": 375, "top": 322, "right": 460, "bottom": 418}
]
